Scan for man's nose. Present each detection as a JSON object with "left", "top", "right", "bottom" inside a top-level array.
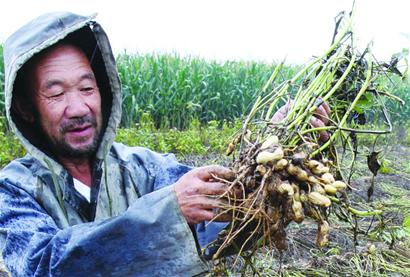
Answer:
[{"left": 64, "top": 91, "right": 90, "bottom": 118}]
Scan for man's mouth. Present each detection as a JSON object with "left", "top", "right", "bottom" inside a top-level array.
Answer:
[
  {"left": 61, "top": 115, "right": 97, "bottom": 134},
  {"left": 65, "top": 124, "right": 93, "bottom": 137}
]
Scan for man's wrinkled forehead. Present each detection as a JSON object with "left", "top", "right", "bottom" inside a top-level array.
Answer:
[
  {"left": 26, "top": 43, "right": 95, "bottom": 91},
  {"left": 30, "top": 43, "right": 90, "bottom": 70}
]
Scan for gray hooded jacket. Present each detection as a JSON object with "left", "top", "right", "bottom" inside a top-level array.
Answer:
[{"left": 0, "top": 12, "right": 221, "bottom": 276}]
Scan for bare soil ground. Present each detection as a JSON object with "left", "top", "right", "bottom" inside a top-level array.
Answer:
[
  {"left": 181, "top": 144, "right": 410, "bottom": 276},
  {"left": 1, "top": 145, "right": 408, "bottom": 276}
]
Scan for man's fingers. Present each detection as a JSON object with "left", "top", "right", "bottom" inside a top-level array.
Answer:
[
  {"left": 318, "top": 130, "right": 330, "bottom": 142},
  {"left": 209, "top": 182, "right": 243, "bottom": 199},
  {"left": 271, "top": 100, "right": 293, "bottom": 123},
  {"left": 310, "top": 116, "right": 325, "bottom": 129},
  {"left": 313, "top": 105, "right": 329, "bottom": 125},
  {"left": 193, "top": 181, "right": 242, "bottom": 199},
  {"left": 178, "top": 195, "right": 226, "bottom": 224},
  {"left": 271, "top": 105, "right": 287, "bottom": 123},
  {"left": 321, "top": 100, "right": 331, "bottom": 115},
  {"left": 311, "top": 99, "right": 331, "bottom": 142},
  {"left": 178, "top": 194, "right": 222, "bottom": 209},
  {"left": 310, "top": 117, "right": 330, "bottom": 142},
  {"left": 191, "top": 198, "right": 232, "bottom": 222},
  {"left": 194, "top": 210, "right": 216, "bottom": 223},
  {"left": 196, "top": 165, "right": 235, "bottom": 182},
  {"left": 195, "top": 195, "right": 222, "bottom": 210},
  {"left": 176, "top": 167, "right": 239, "bottom": 224},
  {"left": 196, "top": 181, "right": 230, "bottom": 196},
  {"left": 184, "top": 208, "right": 217, "bottom": 224}
]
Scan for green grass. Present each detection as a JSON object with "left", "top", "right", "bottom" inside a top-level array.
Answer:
[
  {"left": 0, "top": 116, "right": 239, "bottom": 168},
  {"left": 0, "top": 129, "right": 25, "bottom": 168},
  {"left": 116, "top": 116, "right": 239, "bottom": 155}
]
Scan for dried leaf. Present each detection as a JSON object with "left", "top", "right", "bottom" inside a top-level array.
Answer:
[{"left": 367, "top": 151, "right": 381, "bottom": 176}]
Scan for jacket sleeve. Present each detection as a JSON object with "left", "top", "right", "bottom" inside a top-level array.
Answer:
[
  {"left": 122, "top": 146, "right": 228, "bottom": 252},
  {"left": 0, "top": 179, "right": 208, "bottom": 277}
]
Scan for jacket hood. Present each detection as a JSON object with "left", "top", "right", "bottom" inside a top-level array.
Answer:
[{"left": 4, "top": 12, "right": 122, "bottom": 172}]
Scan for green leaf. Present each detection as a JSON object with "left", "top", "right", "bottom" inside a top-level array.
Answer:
[
  {"left": 353, "top": 93, "right": 374, "bottom": 114},
  {"left": 379, "top": 158, "right": 393, "bottom": 174},
  {"left": 403, "top": 216, "right": 410, "bottom": 236}
]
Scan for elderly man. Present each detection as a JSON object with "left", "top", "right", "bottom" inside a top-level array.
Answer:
[
  {"left": 1, "top": 11, "right": 330, "bottom": 277},
  {"left": 0, "top": 12, "right": 233, "bottom": 276}
]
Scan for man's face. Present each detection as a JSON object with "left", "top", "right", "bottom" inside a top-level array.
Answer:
[{"left": 30, "top": 44, "right": 102, "bottom": 158}]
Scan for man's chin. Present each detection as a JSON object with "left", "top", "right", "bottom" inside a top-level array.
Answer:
[
  {"left": 61, "top": 147, "right": 96, "bottom": 158},
  {"left": 54, "top": 139, "right": 99, "bottom": 158}
]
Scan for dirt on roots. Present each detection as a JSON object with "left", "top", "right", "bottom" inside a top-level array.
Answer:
[
  {"left": 0, "top": 146, "right": 408, "bottom": 276},
  {"left": 181, "top": 144, "right": 410, "bottom": 276}
]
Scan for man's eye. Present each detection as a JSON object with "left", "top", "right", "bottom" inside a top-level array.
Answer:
[
  {"left": 81, "top": 87, "right": 94, "bottom": 93},
  {"left": 48, "top": 92, "right": 64, "bottom": 99}
]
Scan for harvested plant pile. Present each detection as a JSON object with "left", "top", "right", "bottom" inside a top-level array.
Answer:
[{"left": 205, "top": 10, "right": 405, "bottom": 263}]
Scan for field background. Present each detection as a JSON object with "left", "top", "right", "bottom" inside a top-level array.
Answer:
[
  {"left": 1, "top": 44, "right": 410, "bottom": 165},
  {"left": 0, "top": 44, "right": 410, "bottom": 276}
]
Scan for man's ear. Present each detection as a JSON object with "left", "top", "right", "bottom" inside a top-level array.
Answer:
[{"left": 13, "top": 97, "right": 35, "bottom": 123}]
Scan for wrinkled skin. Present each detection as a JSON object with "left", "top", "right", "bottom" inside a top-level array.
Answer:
[
  {"left": 174, "top": 165, "right": 235, "bottom": 224},
  {"left": 29, "top": 44, "right": 103, "bottom": 158},
  {"left": 18, "top": 44, "right": 104, "bottom": 186}
]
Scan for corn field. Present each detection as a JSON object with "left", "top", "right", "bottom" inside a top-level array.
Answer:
[
  {"left": 0, "top": 44, "right": 409, "bottom": 131},
  {"left": 116, "top": 52, "right": 299, "bottom": 129}
]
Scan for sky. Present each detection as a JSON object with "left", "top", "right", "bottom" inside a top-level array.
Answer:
[{"left": 0, "top": 0, "right": 409, "bottom": 64}]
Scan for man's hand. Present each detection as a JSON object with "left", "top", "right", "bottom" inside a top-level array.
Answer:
[
  {"left": 311, "top": 100, "right": 331, "bottom": 142},
  {"left": 174, "top": 165, "right": 235, "bottom": 225},
  {"left": 272, "top": 100, "right": 331, "bottom": 142}
]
